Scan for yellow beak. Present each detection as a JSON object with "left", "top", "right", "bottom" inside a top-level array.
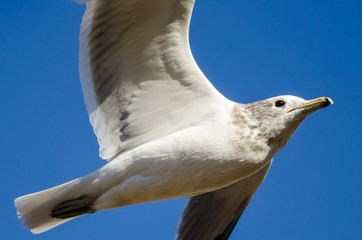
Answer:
[{"left": 289, "top": 97, "right": 333, "bottom": 113}]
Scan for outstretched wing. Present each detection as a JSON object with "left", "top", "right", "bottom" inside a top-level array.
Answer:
[
  {"left": 176, "top": 161, "right": 272, "bottom": 240},
  {"left": 75, "top": 0, "right": 226, "bottom": 160}
]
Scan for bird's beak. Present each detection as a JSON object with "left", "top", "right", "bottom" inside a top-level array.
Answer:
[{"left": 288, "top": 97, "right": 333, "bottom": 113}]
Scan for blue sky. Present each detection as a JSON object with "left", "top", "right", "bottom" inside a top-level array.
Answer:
[{"left": 1, "top": 0, "right": 361, "bottom": 239}]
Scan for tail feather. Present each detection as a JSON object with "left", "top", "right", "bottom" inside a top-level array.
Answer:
[
  {"left": 14, "top": 178, "right": 94, "bottom": 234},
  {"left": 51, "top": 195, "right": 96, "bottom": 219}
]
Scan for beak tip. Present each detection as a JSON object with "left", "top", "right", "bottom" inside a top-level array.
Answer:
[{"left": 324, "top": 97, "right": 334, "bottom": 107}]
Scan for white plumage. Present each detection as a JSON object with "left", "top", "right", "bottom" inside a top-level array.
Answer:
[
  {"left": 14, "top": 0, "right": 332, "bottom": 239},
  {"left": 78, "top": 0, "right": 226, "bottom": 160}
]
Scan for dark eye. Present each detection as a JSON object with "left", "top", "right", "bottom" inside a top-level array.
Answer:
[{"left": 275, "top": 100, "right": 285, "bottom": 107}]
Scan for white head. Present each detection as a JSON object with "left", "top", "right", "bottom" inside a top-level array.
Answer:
[{"left": 243, "top": 95, "right": 333, "bottom": 152}]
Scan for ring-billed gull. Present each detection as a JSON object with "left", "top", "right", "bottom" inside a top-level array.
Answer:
[{"left": 14, "top": 0, "right": 333, "bottom": 238}]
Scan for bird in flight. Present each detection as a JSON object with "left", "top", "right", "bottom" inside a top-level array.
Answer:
[{"left": 15, "top": 0, "right": 333, "bottom": 239}]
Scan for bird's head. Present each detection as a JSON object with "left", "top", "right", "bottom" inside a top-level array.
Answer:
[{"left": 243, "top": 95, "right": 333, "bottom": 152}]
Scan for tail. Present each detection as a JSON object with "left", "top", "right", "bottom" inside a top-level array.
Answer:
[{"left": 14, "top": 178, "right": 98, "bottom": 234}]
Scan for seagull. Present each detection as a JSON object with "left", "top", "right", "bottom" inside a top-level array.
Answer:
[{"left": 14, "top": 0, "right": 333, "bottom": 238}]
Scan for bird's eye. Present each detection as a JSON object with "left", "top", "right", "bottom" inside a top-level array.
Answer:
[{"left": 275, "top": 100, "right": 285, "bottom": 107}]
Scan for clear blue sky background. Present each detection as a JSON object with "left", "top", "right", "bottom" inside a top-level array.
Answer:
[{"left": 1, "top": 0, "right": 361, "bottom": 239}]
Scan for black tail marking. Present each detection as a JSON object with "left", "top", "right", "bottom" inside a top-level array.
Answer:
[{"left": 51, "top": 195, "right": 96, "bottom": 219}]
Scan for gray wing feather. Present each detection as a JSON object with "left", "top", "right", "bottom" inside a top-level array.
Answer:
[
  {"left": 76, "top": 0, "right": 224, "bottom": 160},
  {"left": 176, "top": 161, "right": 272, "bottom": 240}
]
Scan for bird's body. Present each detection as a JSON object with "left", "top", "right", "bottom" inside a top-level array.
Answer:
[
  {"left": 15, "top": 0, "right": 333, "bottom": 238},
  {"left": 15, "top": 101, "right": 269, "bottom": 232}
]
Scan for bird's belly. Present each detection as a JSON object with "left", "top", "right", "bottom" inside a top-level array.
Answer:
[{"left": 93, "top": 125, "right": 270, "bottom": 210}]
